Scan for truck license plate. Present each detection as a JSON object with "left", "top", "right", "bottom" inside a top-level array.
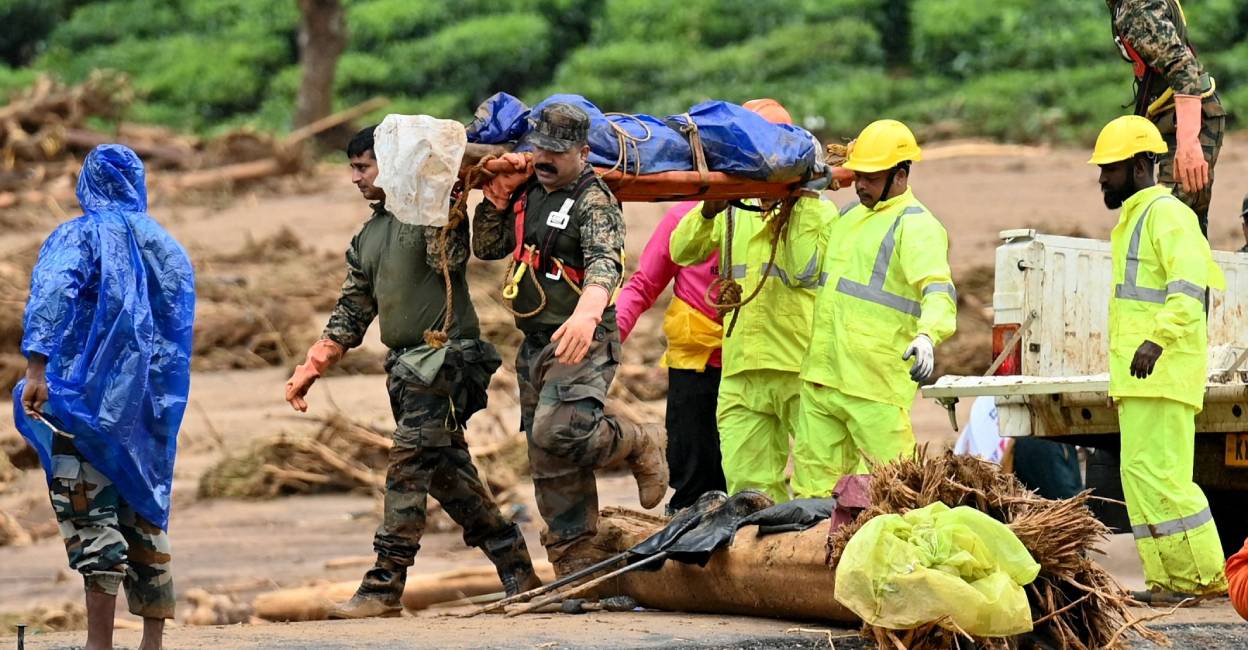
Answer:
[{"left": 1226, "top": 434, "right": 1248, "bottom": 467}]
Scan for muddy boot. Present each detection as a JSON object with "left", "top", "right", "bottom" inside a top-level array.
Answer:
[
  {"left": 624, "top": 422, "right": 669, "bottom": 510},
  {"left": 481, "top": 523, "right": 543, "bottom": 597},
  {"left": 327, "top": 559, "right": 406, "bottom": 619},
  {"left": 546, "top": 537, "right": 601, "bottom": 582}
]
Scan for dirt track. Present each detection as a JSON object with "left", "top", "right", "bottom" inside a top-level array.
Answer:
[{"left": 3, "top": 135, "right": 1248, "bottom": 647}]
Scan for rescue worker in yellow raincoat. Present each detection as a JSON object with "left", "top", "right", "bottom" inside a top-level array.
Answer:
[
  {"left": 1090, "top": 115, "right": 1227, "bottom": 601},
  {"left": 792, "top": 119, "right": 957, "bottom": 499},
  {"left": 669, "top": 99, "right": 838, "bottom": 503}
]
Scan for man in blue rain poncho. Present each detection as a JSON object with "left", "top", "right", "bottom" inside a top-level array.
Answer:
[{"left": 13, "top": 145, "right": 195, "bottom": 650}]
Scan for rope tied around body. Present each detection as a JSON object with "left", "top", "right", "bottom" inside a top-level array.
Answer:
[
  {"left": 602, "top": 112, "right": 652, "bottom": 179},
  {"left": 423, "top": 156, "right": 496, "bottom": 348}
]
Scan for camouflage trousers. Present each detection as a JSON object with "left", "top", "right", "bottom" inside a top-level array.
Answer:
[
  {"left": 48, "top": 434, "right": 174, "bottom": 619},
  {"left": 1154, "top": 96, "right": 1225, "bottom": 236},
  {"left": 516, "top": 312, "right": 630, "bottom": 560},
  {"left": 362, "top": 339, "right": 524, "bottom": 598}
]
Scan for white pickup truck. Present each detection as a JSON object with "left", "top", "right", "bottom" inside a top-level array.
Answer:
[{"left": 923, "top": 229, "right": 1248, "bottom": 555}]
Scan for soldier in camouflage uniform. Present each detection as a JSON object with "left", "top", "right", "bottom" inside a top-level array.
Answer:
[
  {"left": 472, "top": 103, "right": 669, "bottom": 577},
  {"left": 284, "top": 126, "right": 540, "bottom": 619},
  {"left": 1108, "top": 0, "right": 1226, "bottom": 238}
]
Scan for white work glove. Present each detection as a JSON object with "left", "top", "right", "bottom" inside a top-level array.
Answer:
[{"left": 902, "top": 334, "right": 935, "bottom": 383}]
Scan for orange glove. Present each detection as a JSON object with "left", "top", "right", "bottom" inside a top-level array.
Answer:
[
  {"left": 1174, "top": 94, "right": 1209, "bottom": 193},
  {"left": 483, "top": 152, "right": 533, "bottom": 209},
  {"left": 285, "top": 339, "right": 345, "bottom": 412}
]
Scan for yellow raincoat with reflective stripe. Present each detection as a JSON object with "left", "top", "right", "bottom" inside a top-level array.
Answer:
[
  {"left": 1109, "top": 185, "right": 1227, "bottom": 594},
  {"left": 1109, "top": 185, "right": 1224, "bottom": 410},
  {"left": 669, "top": 196, "right": 835, "bottom": 377},
  {"left": 801, "top": 189, "right": 957, "bottom": 410}
]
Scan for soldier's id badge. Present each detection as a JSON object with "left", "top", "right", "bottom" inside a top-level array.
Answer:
[{"left": 546, "top": 198, "right": 575, "bottom": 229}]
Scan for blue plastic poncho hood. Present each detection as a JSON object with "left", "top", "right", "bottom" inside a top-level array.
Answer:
[{"left": 12, "top": 144, "right": 195, "bottom": 530}]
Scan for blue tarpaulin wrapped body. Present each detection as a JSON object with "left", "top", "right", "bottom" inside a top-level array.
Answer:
[
  {"left": 465, "top": 92, "right": 530, "bottom": 145},
  {"left": 665, "top": 101, "right": 818, "bottom": 181},
  {"left": 11, "top": 144, "right": 196, "bottom": 531},
  {"left": 466, "top": 93, "right": 817, "bottom": 180},
  {"left": 524, "top": 94, "right": 694, "bottom": 174}
]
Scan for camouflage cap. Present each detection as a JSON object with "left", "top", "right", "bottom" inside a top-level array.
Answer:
[{"left": 527, "top": 102, "right": 589, "bottom": 153}]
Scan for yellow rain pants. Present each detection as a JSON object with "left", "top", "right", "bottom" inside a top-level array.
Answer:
[
  {"left": 792, "top": 381, "right": 915, "bottom": 499},
  {"left": 716, "top": 368, "right": 801, "bottom": 503},
  {"left": 1119, "top": 397, "right": 1227, "bottom": 594}
]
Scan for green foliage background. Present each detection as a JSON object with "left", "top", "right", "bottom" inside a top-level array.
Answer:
[{"left": 2, "top": 0, "right": 1247, "bottom": 143}]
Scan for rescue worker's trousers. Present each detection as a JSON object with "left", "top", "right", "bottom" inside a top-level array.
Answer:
[
  {"left": 666, "top": 366, "right": 726, "bottom": 512},
  {"left": 362, "top": 342, "right": 527, "bottom": 600},
  {"left": 791, "top": 381, "right": 915, "bottom": 499},
  {"left": 716, "top": 368, "right": 801, "bottom": 503},
  {"left": 1118, "top": 397, "right": 1227, "bottom": 594},
  {"left": 517, "top": 318, "right": 637, "bottom": 573},
  {"left": 49, "top": 433, "right": 175, "bottom": 619}
]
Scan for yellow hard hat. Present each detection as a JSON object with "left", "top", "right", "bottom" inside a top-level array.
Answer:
[
  {"left": 843, "top": 119, "right": 922, "bottom": 173},
  {"left": 1088, "top": 115, "right": 1167, "bottom": 165}
]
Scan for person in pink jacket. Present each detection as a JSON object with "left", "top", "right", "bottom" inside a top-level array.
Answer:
[{"left": 617, "top": 201, "right": 727, "bottom": 514}]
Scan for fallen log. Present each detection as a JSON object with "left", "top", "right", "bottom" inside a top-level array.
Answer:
[
  {"left": 283, "top": 96, "right": 389, "bottom": 147},
  {"left": 588, "top": 507, "right": 859, "bottom": 623},
  {"left": 62, "top": 128, "right": 195, "bottom": 168},
  {"left": 253, "top": 562, "right": 555, "bottom": 621},
  {"left": 165, "top": 158, "right": 290, "bottom": 191}
]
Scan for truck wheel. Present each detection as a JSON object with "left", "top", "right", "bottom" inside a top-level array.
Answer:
[{"left": 1207, "top": 490, "right": 1248, "bottom": 559}]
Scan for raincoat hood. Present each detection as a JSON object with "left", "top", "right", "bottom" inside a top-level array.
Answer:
[{"left": 77, "top": 144, "right": 148, "bottom": 214}]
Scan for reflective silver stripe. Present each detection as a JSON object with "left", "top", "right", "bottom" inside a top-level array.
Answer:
[
  {"left": 922, "top": 282, "right": 957, "bottom": 302},
  {"left": 1114, "top": 283, "right": 1166, "bottom": 304},
  {"left": 818, "top": 271, "right": 829, "bottom": 287},
  {"left": 793, "top": 251, "right": 821, "bottom": 287},
  {"left": 833, "top": 206, "right": 928, "bottom": 317},
  {"left": 1131, "top": 507, "right": 1214, "bottom": 540},
  {"left": 836, "top": 277, "right": 921, "bottom": 317},
  {"left": 838, "top": 200, "right": 860, "bottom": 216},
  {"left": 765, "top": 264, "right": 790, "bottom": 285},
  {"left": 1168, "top": 279, "right": 1205, "bottom": 302},
  {"left": 730, "top": 264, "right": 748, "bottom": 279},
  {"left": 1114, "top": 195, "right": 1205, "bottom": 307}
]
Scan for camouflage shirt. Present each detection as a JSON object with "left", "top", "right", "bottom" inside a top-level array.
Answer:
[
  {"left": 473, "top": 166, "right": 624, "bottom": 329},
  {"left": 1110, "top": 0, "right": 1209, "bottom": 98},
  {"left": 323, "top": 202, "right": 478, "bottom": 350}
]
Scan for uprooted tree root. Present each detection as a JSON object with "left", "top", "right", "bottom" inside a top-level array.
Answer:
[{"left": 826, "top": 449, "right": 1167, "bottom": 650}]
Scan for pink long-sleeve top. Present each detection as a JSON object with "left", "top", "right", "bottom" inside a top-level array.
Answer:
[{"left": 617, "top": 201, "right": 723, "bottom": 369}]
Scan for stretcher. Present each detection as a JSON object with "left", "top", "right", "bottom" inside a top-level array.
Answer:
[{"left": 461, "top": 143, "right": 853, "bottom": 203}]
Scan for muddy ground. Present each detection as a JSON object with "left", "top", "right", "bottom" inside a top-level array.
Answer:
[{"left": 3, "top": 135, "right": 1248, "bottom": 648}]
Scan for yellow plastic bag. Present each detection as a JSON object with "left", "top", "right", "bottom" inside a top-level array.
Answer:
[{"left": 834, "top": 502, "right": 1040, "bottom": 636}]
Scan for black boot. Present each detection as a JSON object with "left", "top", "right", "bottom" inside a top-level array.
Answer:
[{"left": 481, "top": 523, "right": 542, "bottom": 596}]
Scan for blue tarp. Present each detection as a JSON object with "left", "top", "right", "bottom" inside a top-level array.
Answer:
[
  {"left": 665, "top": 101, "right": 818, "bottom": 182},
  {"left": 523, "top": 94, "right": 694, "bottom": 175},
  {"left": 12, "top": 144, "right": 196, "bottom": 530},
  {"left": 466, "top": 93, "right": 819, "bottom": 179},
  {"left": 465, "top": 92, "right": 530, "bottom": 145}
]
